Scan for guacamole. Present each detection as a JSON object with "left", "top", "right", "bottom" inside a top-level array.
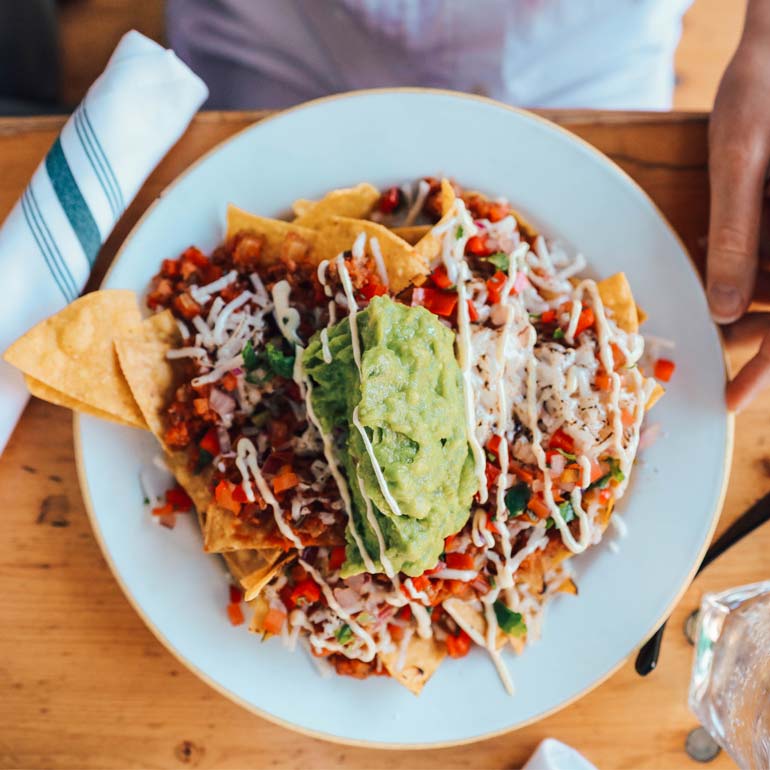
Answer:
[{"left": 303, "top": 295, "right": 476, "bottom": 576}]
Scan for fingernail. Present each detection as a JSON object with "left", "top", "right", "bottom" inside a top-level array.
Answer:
[{"left": 708, "top": 283, "right": 742, "bottom": 320}]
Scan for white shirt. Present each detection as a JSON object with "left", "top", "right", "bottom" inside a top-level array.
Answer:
[{"left": 167, "top": 0, "right": 693, "bottom": 110}]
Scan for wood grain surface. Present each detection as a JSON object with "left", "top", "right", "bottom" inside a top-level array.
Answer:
[{"left": 1, "top": 110, "right": 767, "bottom": 770}]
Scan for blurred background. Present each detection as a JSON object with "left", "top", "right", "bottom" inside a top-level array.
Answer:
[{"left": 0, "top": 0, "right": 746, "bottom": 116}]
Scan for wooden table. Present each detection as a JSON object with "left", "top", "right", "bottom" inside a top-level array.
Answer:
[{"left": 1, "top": 110, "right": 768, "bottom": 770}]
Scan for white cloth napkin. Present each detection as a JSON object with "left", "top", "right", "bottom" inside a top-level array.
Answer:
[
  {"left": 522, "top": 739, "right": 599, "bottom": 770},
  {"left": 0, "top": 30, "right": 207, "bottom": 456}
]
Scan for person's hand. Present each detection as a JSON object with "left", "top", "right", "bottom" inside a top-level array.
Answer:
[{"left": 707, "top": 1, "right": 770, "bottom": 411}]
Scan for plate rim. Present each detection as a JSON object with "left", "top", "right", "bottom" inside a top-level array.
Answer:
[{"left": 74, "top": 87, "right": 735, "bottom": 749}]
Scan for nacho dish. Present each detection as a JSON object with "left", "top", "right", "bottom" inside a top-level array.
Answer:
[{"left": 5, "top": 178, "right": 675, "bottom": 695}]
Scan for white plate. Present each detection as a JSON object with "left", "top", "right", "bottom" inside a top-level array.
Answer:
[{"left": 76, "top": 89, "right": 732, "bottom": 747}]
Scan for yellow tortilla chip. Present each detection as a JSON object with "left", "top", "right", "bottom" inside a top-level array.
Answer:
[
  {"left": 646, "top": 381, "right": 665, "bottom": 410},
  {"left": 226, "top": 204, "right": 320, "bottom": 264},
  {"left": 391, "top": 225, "right": 431, "bottom": 245},
  {"left": 381, "top": 636, "right": 446, "bottom": 695},
  {"left": 636, "top": 304, "right": 648, "bottom": 326},
  {"left": 443, "top": 597, "right": 509, "bottom": 650},
  {"left": 248, "top": 593, "right": 273, "bottom": 637},
  {"left": 24, "top": 375, "right": 135, "bottom": 427},
  {"left": 597, "top": 273, "right": 639, "bottom": 334},
  {"left": 4, "top": 290, "right": 145, "bottom": 428},
  {"left": 316, "top": 216, "right": 428, "bottom": 292},
  {"left": 414, "top": 179, "right": 457, "bottom": 263},
  {"left": 240, "top": 552, "right": 293, "bottom": 601},
  {"left": 511, "top": 208, "right": 539, "bottom": 241},
  {"left": 292, "top": 199, "right": 314, "bottom": 218},
  {"left": 293, "top": 183, "right": 379, "bottom": 228}
]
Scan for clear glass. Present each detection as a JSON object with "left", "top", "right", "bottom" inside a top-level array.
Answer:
[{"left": 689, "top": 581, "right": 770, "bottom": 769}]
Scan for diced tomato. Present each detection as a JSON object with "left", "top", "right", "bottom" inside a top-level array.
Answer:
[
  {"left": 430, "top": 265, "right": 453, "bottom": 289},
  {"left": 410, "top": 575, "right": 430, "bottom": 594},
  {"left": 575, "top": 306, "right": 595, "bottom": 336},
  {"left": 289, "top": 563, "right": 308, "bottom": 583},
  {"left": 549, "top": 428, "right": 575, "bottom": 454},
  {"left": 424, "top": 560, "right": 446, "bottom": 576},
  {"left": 611, "top": 343, "right": 625, "bottom": 369},
  {"left": 484, "top": 462, "right": 501, "bottom": 489},
  {"left": 388, "top": 623, "right": 405, "bottom": 642},
  {"left": 467, "top": 299, "right": 479, "bottom": 322},
  {"left": 329, "top": 546, "right": 347, "bottom": 571},
  {"left": 509, "top": 462, "right": 535, "bottom": 485},
  {"left": 163, "top": 422, "right": 190, "bottom": 448},
  {"left": 621, "top": 409, "right": 635, "bottom": 427},
  {"left": 232, "top": 484, "right": 250, "bottom": 504},
  {"left": 445, "top": 629, "right": 472, "bottom": 658},
  {"left": 173, "top": 292, "right": 201, "bottom": 320},
  {"left": 397, "top": 605, "right": 412, "bottom": 621},
  {"left": 590, "top": 459, "right": 606, "bottom": 484},
  {"left": 486, "top": 271, "right": 506, "bottom": 304},
  {"left": 485, "top": 517, "right": 498, "bottom": 534},
  {"left": 152, "top": 502, "right": 174, "bottom": 517},
  {"left": 193, "top": 398, "right": 210, "bottom": 416},
  {"left": 272, "top": 465, "right": 300, "bottom": 495},
  {"left": 378, "top": 186, "right": 402, "bottom": 214},
  {"left": 262, "top": 607, "right": 286, "bottom": 635},
  {"left": 227, "top": 602, "right": 244, "bottom": 626},
  {"left": 487, "top": 202, "right": 509, "bottom": 223},
  {"left": 487, "top": 434, "right": 502, "bottom": 459},
  {"left": 446, "top": 552, "right": 475, "bottom": 571},
  {"left": 199, "top": 427, "right": 220, "bottom": 456},
  {"left": 289, "top": 577, "right": 321, "bottom": 608},
  {"left": 540, "top": 309, "right": 557, "bottom": 324},
  {"left": 412, "top": 287, "right": 458, "bottom": 317},
  {"left": 221, "top": 372, "right": 238, "bottom": 392},
  {"left": 465, "top": 234, "right": 492, "bottom": 257},
  {"left": 229, "top": 584, "right": 244, "bottom": 604},
  {"left": 528, "top": 495, "right": 551, "bottom": 519},
  {"left": 598, "top": 487, "right": 613, "bottom": 505},
  {"left": 595, "top": 372, "right": 612, "bottom": 392},
  {"left": 447, "top": 579, "right": 467, "bottom": 597},
  {"left": 182, "top": 246, "right": 209, "bottom": 268},
  {"left": 654, "top": 358, "right": 676, "bottom": 382},
  {"left": 360, "top": 277, "right": 388, "bottom": 300},
  {"left": 215, "top": 480, "right": 241, "bottom": 515},
  {"left": 444, "top": 534, "right": 458, "bottom": 552},
  {"left": 165, "top": 485, "right": 193, "bottom": 511}
]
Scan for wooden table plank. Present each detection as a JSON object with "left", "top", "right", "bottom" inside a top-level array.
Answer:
[{"left": 1, "top": 110, "right": 767, "bottom": 770}]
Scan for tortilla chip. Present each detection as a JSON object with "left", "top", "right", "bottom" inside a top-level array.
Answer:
[
  {"left": 414, "top": 180, "right": 457, "bottom": 263},
  {"left": 249, "top": 593, "right": 273, "bottom": 636},
  {"left": 114, "top": 310, "right": 181, "bottom": 440},
  {"left": 24, "top": 374, "right": 136, "bottom": 426},
  {"left": 226, "top": 204, "right": 320, "bottom": 265},
  {"left": 636, "top": 305, "right": 648, "bottom": 326},
  {"left": 443, "top": 597, "right": 509, "bottom": 650},
  {"left": 4, "top": 290, "right": 145, "bottom": 428},
  {"left": 241, "top": 552, "right": 293, "bottom": 601},
  {"left": 646, "top": 381, "right": 665, "bottom": 411},
  {"left": 293, "top": 184, "right": 379, "bottom": 228},
  {"left": 597, "top": 273, "right": 639, "bottom": 334},
  {"left": 381, "top": 635, "right": 446, "bottom": 695},
  {"left": 316, "top": 216, "right": 428, "bottom": 292},
  {"left": 510, "top": 208, "right": 539, "bottom": 241},
  {"left": 391, "top": 225, "right": 431, "bottom": 245}
]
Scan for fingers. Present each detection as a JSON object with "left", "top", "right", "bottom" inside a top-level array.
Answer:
[
  {"left": 726, "top": 328, "right": 770, "bottom": 411},
  {"left": 722, "top": 311, "right": 770, "bottom": 346},
  {"left": 706, "top": 140, "right": 768, "bottom": 323}
]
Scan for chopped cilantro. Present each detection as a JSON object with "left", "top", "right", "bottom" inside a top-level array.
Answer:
[
  {"left": 556, "top": 447, "right": 577, "bottom": 462},
  {"left": 142, "top": 496, "right": 150, "bottom": 506},
  {"left": 242, "top": 340, "right": 258, "bottom": 371},
  {"left": 553, "top": 328, "right": 565, "bottom": 340},
  {"left": 486, "top": 252, "right": 509, "bottom": 272},
  {"left": 486, "top": 451, "right": 497, "bottom": 463},
  {"left": 493, "top": 600, "right": 527, "bottom": 636},
  {"left": 335, "top": 624, "right": 354, "bottom": 644},
  {"left": 194, "top": 448, "right": 213, "bottom": 474},
  {"left": 504, "top": 483, "right": 531, "bottom": 517},
  {"left": 545, "top": 517, "right": 554, "bottom": 530},
  {"left": 558, "top": 500, "right": 576, "bottom": 524},
  {"left": 265, "top": 341, "right": 295, "bottom": 379},
  {"left": 456, "top": 225, "right": 464, "bottom": 239}
]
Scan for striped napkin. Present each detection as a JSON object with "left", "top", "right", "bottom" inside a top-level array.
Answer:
[{"left": 0, "top": 30, "right": 207, "bottom": 455}]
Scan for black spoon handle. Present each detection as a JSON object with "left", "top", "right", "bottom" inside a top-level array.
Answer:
[{"left": 635, "top": 489, "right": 770, "bottom": 676}]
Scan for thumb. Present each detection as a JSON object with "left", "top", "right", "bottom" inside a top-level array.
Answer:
[{"left": 706, "top": 126, "right": 769, "bottom": 324}]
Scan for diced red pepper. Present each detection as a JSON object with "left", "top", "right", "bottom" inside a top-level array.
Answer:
[
  {"left": 215, "top": 480, "right": 241, "bottom": 515},
  {"left": 161, "top": 258, "right": 180, "bottom": 277},
  {"left": 540, "top": 309, "right": 557, "bottom": 324},
  {"left": 289, "top": 577, "right": 321, "bottom": 608},
  {"left": 575, "top": 306, "right": 595, "bottom": 336},
  {"left": 485, "top": 517, "right": 498, "bottom": 534},
  {"left": 227, "top": 602, "right": 244, "bottom": 626},
  {"left": 182, "top": 246, "right": 209, "bottom": 268},
  {"left": 611, "top": 343, "right": 625, "bottom": 369},
  {"left": 329, "top": 546, "right": 347, "bottom": 571},
  {"left": 598, "top": 487, "right": 613, "bottom": 505},
  {"left": 595, "top": 372, "right": 612, "bottom": 392},
  {"left": 487, "top": 202, "right": 509, "bottom": 223},
  {"left": 412, "top": 287, "right": 458, "bottom": 317},
  {"left": 397, "top": 605, "right": 412, "bottom": 621},
  {"left": 446, "top": 552, "right": 475, "bottom": 571},
  {"left": 467, "top": 299, "right": 479, "bottom": 322},
  {"left": 445, "top": 629, "right": 472, "bottom": 658},
  {"left": 621, "top": 409, "right": 635, "bottom": 427},
  {"left": 509, "top": 462, "right": 535, "bottom": 485},
  {"left": 221, "top": 372, "right": 238, "bottom": 392},
  {"left": 378, "top": 186, "right": 402, "bottom": 214},
  {"left": 199, "top": 427, "right": 220, "bottom": 456},
  {"left": 152, "top": 502, "right": 174, "bottom": 517},
  {"left": 465, "top": 234, "right": 492, "bottom": 257},
  {"left": 272, "top": 464, "right": 300, "bottom": 495},
  {"left": 487, "top": 434, "right": 502, "bottom": 459},
  {"left": 549, "top": 428, "right": 575, "bottom": 454},
  {"left": 229, "top": 584, "right": 244, "bottom": 604},
  {"left": 423, "top": 560, "right": 446, "bottom": 576},
  {"left": 430, "top": 265, "right": 453, "bottom": 289},
  {"left": 654, "top": 358, "right": 676, "bottom": 382},
  {"left": 232, "top": 484, "right": 250, "bottom": 504},
  {"left": 410, "top": 575, "right": 430, "bottom": 593},
  {"left": 484, "top": 461, "right": 501, "bottom": 489},
  {"left": 262, "top": 607, "right": 286, "bottom": 635},
  {"left": 388, "top": 623, "right": 405, "bottom": 642},
  {"left": 193, "top": 398, "right": 210, "bottom": 416},
  {"left": 486, "top": 271, "right": 506, "bottom": 305},
  {"left": 444, "top": 534, "right": 458, "bottom": 552},
  {"left": 528, "top": 495, "right": 551, "bottom": 519},
  {"left": 165, "top": 485, "right": 193, "bottom": 511}
]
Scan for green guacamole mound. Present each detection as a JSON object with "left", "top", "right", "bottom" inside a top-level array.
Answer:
[{"left": 303, "top": 295, "right": 476, "bottom": 577}]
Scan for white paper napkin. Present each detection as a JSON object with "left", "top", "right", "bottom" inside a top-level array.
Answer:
[
  {"left": 0, "top": 30, "right": 208, "bottom": 456},
  {"left": 522, "top": 739, "right": 599, "bottom": 770}
]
